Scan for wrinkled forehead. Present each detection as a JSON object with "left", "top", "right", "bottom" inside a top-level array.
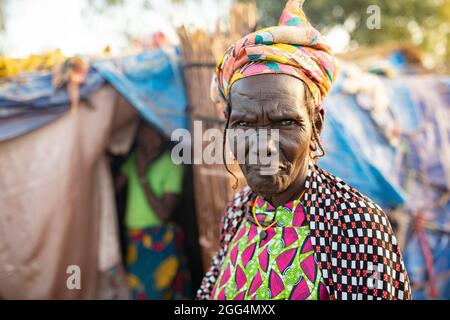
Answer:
[{"left": 229, "top": 74, "right": 308, "bottom": 116}]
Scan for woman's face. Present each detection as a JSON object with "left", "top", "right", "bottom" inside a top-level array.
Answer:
[
  {"left": 228, "top": 74, "right": 313, "bottom": 196},
  {"left": 137, "top": 124, "right": 163, "bottom": 159}
]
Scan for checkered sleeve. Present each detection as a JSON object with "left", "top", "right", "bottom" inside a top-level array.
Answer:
[
  {"left": 311, "top": 167, "right": 413, "bottom": 300},
  {"left": 356, "top": 206, "right": 413, "bottom": 300},
  {"left": 305, "top": 168, "right": 412, "bottom": 300}
]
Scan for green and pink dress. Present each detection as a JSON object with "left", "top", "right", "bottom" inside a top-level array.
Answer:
[{"left": 211, "top": 194, "right": 329, "bottom": 300}]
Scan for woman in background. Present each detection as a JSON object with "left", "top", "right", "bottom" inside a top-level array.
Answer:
[{"left": 117, "top": 121, "right": 191, "bottom": 300}]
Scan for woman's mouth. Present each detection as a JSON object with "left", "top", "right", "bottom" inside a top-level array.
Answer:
[{"left": 245, "top": 163, "right": 288, "bottom": 175}]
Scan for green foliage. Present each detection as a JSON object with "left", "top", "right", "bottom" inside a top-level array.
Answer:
[{"left": 240, "top": 0, "right": 449, "bottom": 61}]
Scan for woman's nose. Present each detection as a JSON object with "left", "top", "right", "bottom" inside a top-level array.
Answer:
[{"left": 248, "top": 129, "right": 279, "bottom": 164}]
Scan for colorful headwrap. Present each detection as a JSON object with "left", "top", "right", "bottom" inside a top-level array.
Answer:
[{"left": 211, "top": 0, "right": 338, "bottom": 109}]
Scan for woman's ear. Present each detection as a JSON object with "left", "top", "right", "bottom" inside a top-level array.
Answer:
[
  {"left": 315, "top": 108, "right": 324, "bottom": 133},
  {"left": 310, "top": 107, "right": 324, "bottom": 153},
  {"left": 319, "top": 109, "right": 324, "bottom": 122},
  {"left": 310, "top": 138, "right": 318, "bottom": 152}
]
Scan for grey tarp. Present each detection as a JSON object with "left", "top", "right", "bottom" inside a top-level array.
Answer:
[{"left": 0, "top": 85, "right": 136, "bottom": 299}]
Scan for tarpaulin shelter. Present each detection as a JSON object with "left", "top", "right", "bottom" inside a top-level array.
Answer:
[
  {"left": 0, "top": 47, "right": 188, "bottom": 141},
  {"left": 0, "top": 47, "right": 200, "bottom": 299}
]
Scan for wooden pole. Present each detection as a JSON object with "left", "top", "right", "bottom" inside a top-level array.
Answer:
[{"left": 177, "top": 3, "right": 256, "bottom": 271}]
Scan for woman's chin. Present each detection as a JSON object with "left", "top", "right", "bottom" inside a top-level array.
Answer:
[{"left": 244, "top": 173, "right": 286, "bottom": 195}]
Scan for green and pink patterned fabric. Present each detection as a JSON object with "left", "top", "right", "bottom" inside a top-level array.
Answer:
[
  {"left": 211, "top": 0, "right": 338, "bottom": 107},
  {"left": 211, "top": 195, "right": 329, "bottom": 300}
]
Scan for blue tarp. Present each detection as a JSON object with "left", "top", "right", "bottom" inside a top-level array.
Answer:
[
  {"left": 0, "top": 69, "right": 104, "bottom": 109},
  {"left": 0, "top": 68, "right": 105, "bottom": 142},
  {"left": 0, "top": 47, "right": 188, "bottom": 141},
  {"left": 320, "top": 69, "right": 450, "bottom": 300},
  {"left": 320, "top": 72, "right": 405, "bottom": 208},
  {"left": 92, "top": 47, "right": 188, "bottom": 137}
]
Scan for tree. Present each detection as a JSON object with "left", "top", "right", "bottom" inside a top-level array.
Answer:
[{"left": 239, "top": 0, "right": 449, "bottom": 63}]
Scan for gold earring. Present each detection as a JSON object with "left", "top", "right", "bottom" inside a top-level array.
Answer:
[{"left": 232, "top": 177, "right": 239, "bottom": 190}]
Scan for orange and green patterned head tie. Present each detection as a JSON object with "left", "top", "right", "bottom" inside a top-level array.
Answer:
[{"left": 212, "top": 0, "right": 339, "bottom": 109}]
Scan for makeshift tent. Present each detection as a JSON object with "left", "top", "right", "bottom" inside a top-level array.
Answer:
[
  {"left": 0, "top": 47, "right": 188, "bottom": 141},
  {"left": 0, "top": 47, "right": 201, "bottom": 299},
  {"left": 0, "top": 85, "right": 132, "bottom": 299}
]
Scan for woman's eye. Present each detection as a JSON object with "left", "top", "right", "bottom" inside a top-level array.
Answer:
[
  {"left": 280, "top": 120, "right": 296, "bottom": 126},
  {"left": 237, "top": 121, "right": 249, "bottom": 127}
]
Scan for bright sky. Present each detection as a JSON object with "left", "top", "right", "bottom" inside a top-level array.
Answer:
[
  {"left": 1, "top": 0, "right": 349, "bottom": 58},
  {"left": 2, "top": 0, "right": 233, "bottom": 57}
]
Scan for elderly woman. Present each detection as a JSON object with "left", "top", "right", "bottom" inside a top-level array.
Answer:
[{"left": 197, "top": 0, "right": 412, "bottom": 300}]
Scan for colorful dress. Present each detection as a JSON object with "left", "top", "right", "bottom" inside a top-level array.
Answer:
[
  {"left": 126, "top": 224, "right": 192, "bottom": 300},
  {"left": 122, "top": 150, "right": 192, "bottom": 300},
  {"left": 211, "top": 194, "right": 329, "bottom": 300}
]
